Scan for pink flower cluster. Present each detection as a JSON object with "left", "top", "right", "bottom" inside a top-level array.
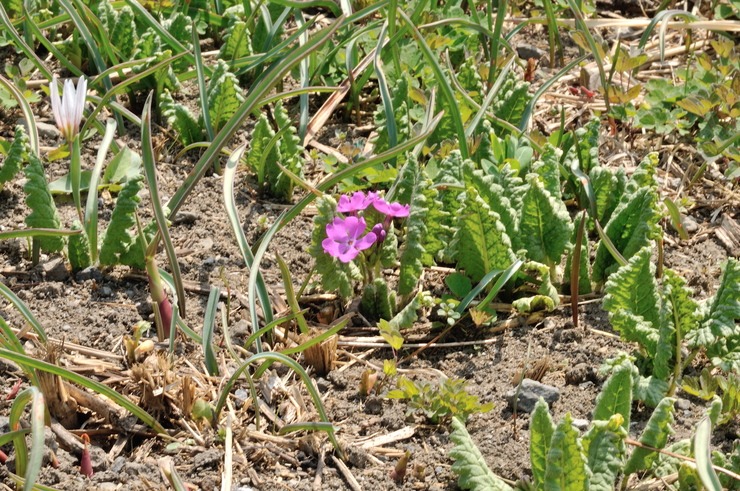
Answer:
[{"left": 322, "top": 191, "right": 410, "bottom": 263}]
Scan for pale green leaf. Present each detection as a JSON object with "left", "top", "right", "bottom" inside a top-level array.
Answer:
[
  {"left": 532, "top": 144, "right": 562, "bottom": 199},
  {"left": 207, "top": 60, "right": 244, "bottom": 134},
  {"left": 581, "top": 417, "right": 627, "bottom": 491},
  {"left": 67, "top": 221, "right": 90, "bottom": 272},
  {"left": 544, "top": 413, "right": 587, "bottom": 491},
  {"left": 160, "top": 90, "right": 203, "bottom": 146},
  {"left": 23, "top": 153, "right": 63, "bottom": 253},
  {"left": 592, "top": 359, "right": 633, "bottom": 430},
  {"left": 624, "top": 397, "right": 676, "bottom": 475},
  {"left": 99, "top": 176, "right": 143, "bottom": 266},
  {"left": 219, "top": 20, "right": 252, "bottom": 63},
  {"left": 449, "top": 417, "right": 514, "bottom": 491},
  {"left": 530, "top": 398, "right": 554, "bottom": 488}
]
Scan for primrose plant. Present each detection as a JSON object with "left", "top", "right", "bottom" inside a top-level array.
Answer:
[{"left": 312, "top": 190, "right": 417, "bottom": 322}]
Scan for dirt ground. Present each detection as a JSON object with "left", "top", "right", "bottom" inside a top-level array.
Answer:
[{"left": 1, "top": 12, "right": 739, "bottom": 491}]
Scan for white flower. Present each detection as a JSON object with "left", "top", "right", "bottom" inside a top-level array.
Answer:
[{"left": 50, "top": 75, "right": 87, "bottom": 142}]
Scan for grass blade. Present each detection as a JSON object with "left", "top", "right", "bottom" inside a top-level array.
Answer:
[
  {"left": 0, "top": 74, "right": 38, "bottom": 157},
  {"left": 275, "top": 253, "right": 310, "bottom": 335},
  {"left": 694, "top": 417, "right": 722, "bottom": 491},
  {"left": 192, "top": 21, "right": 214, "bottom": 142},
  {"left": 141, "top": 93, "right": 187, "bottom": 318},
  {"left": 85, "top": 118, "right": 117, "bottom": 264},
  {"left": 203, "top": 286, "right": 220, "bottom": 376},
  {"left": 0, "top": 283, "right": 47, "bottom": 344}
]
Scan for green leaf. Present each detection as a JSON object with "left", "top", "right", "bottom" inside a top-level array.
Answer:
[
  {"left": 634, "top": 375, "right": 670, "bottom": 408},
  {"left": 532, "top": 144, "right": 562, "bottom": 199},
  {"left": 271, "top": 101, "right": 302, "bottom": 201},
  {"left": 592, "top": 186, "right": 661, "bottom": 284},
  {"left": 519, "top": 174, "right": 573, "bottom": 266},
  {"left": 248, "top": 114, "right": 277, "bottom": 187},
  {"left": 530, "top": 399, "right": 555, "bottom": 489},
  {"left": 449, "top": 417, "right": 513, "bottom": 491},
  {"left": 466, "top": 169, "right": 520, "bottom": 252},
  {"left": 99, "top": 176, "right": 143, "bottom": 266},
  {"left": 160, "top": 90, "right": 203, "bottom": 146},
  {"left": 589, "top": 165, "right": 626, "bottom": 225},
  {"left": 454, "top": 187, "right": 516, "bottom": 284},
  {"left": 308, "top": 197, "right": 360, "bottom": 300},
  {"left": 624, "top": 397, "right": 676, "bottom": 475},
  {"left": 491, "top": 73, "right": 531, "bottom": 131},
  {"left": 67, "top": 221, "right": 90, "bottom": 272},
  {"left": 360, "top": 278, "right": 395, "bottom": 322},
  {"left": 373, "top": 76, "right": 411, "bottom": 154},
  {"left": 23, "top": 153, "right": 63, "bottom": 253},
  {"left": 653, "top": 270, "right": 698, "bottom": 380},
  {"left": 102, "top": 147, "right": 143, "bottom": 189},
  {"left": 219, "top": 20, "right": 252, "bottom": 63},
  {"left": 207, "top": 60, "right": 245, "bottom": 134},
  {"left": 581, "top": 416, "right": 627, "bottom": 491},
  {"left": 399, "top": 174, "right": 433, "bottom": 297},
  {"left": 379, "top": 318, "right": 404, "bottom": 350},
  {"left": 511, "top": 261, "right": 560, "bottom": 313},
  {"left": 603, "top": 246, "right": 661, "bottom": 351},
  {"left": 592, "top": 360, "right": 633, "bottom": 430},
  {"left": 446, "top": 273, "right": 473, "bottom": 299},
  {"left": 694, "top": 416, "right": 723, "bottom": 491},
  {"left": 0, "top": 125, "right": 27, "bottom": 188},
  {"left": 389, "top": 290, "right": 431, "bottom": 330},
  {"left": 544, "top": 413, "right": 587, "bottom": 491}
]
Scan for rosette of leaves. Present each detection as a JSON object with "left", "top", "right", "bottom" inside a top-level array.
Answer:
[
  {"left": 247, "top": 101, "right": 303, "bottom": 201},
  {"left": 160, "top": 60, "right": 244, "bottom": 146}
]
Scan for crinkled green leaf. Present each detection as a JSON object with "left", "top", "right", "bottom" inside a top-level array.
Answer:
[
  {"left": 160, "top": 90, "right": 203, "bottom": 146},
  {"left": 518, "top": 174, "right": 573, "bottom": 266},
  {"left": 373, "top": 76, "right": 410, "bottom": 154},
  {"left": 592, "top": 359, "right": 633, "bottom": 430},
  {"left": 271, "top": 100, "right": 302, "bottom": 201},
  {"left": 581, "top": 416, "right": 627, "bottom": 491},
  {"left": 634, "top": 375, "right": 670, "bottom": 408},
  {"left": 99, "top": 175, "right": 143, "bottom": 266},
  {"left": 390, "top": 290, "right": 431, "bottom": 330},
  {"left": 544, "top": 413, "right": 587, "bottom": 491},
  {"left": 575, "top": 119, "right": 600, "bottom": 174},
  {"left": 360, "top": 278, "right": 395, "bottom": 322},
  {"left": 654, "top": 270, "right": 698, "bottom": 380},
  {"left": 603, "top": 246, "right": 660, "bottom": 350},
  {"left": 399, "top": 175, "right": 433, "bottom": 296},
  {"left": 530, "top": 398, "right": 554, "bottom": 489},
  {"left": 309, "top": 197, "right": 360, "bottom": 300},
  {"left": 207, "top": 60, "right": 245, "bottom": 134},
  {"left": 490, "top": 163, "right": 527, "bottom": 212},
  {"left": 23, "top": 153, "right": 63, "bottom": 253},
  {"left": 624, "top": 397, "right": 676, "bottom": 475},
  {"left": 454, "top": 187, "right": 516, "bottom": 284},
  {"left": 67, "top": 220, "right": 90, "bottom": 272},
  {"left": 0, "top": 125, "right": 28, "bottom": 188},
  {"left": 593, "top": 187, "right": 661, "bottom": 284},
  {"left": 624, "top": 152, "right": 659, "bottom": 197},
  {"left": 532, "top": 144, "right": 562, "bottom": 199},
  {"left": 466, "top": 169, "right": 520, "bottom": 251},
  {"left": 512, "top": 261, "right": 559, "bottom": 313},
  {"left": 491, "top": 74, "right": 531, "bottom": 132},
  {"left": 219, "top": 20, "right": 252, "bottom": 63},
  {"left": 589, "top": 165, "right": 626, "bottom": 225},
  {"left": 449, "top": 417, "right": 513, "bottom": 491},
  {"left": 248, "top": 114, "right": 277, "bottom": 187}
]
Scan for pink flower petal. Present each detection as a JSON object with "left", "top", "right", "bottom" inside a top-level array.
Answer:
[
  {"left": 355, "top": 232, "right": 377, "bottom": 251},
  {"left": 343, "top": 216, "right": 367, "bottom": 240}
]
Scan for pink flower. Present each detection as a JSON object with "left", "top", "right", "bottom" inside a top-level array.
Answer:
[
  {"left": 322, "top": 216, "right": 377, "bottom": 263},
  {"left": 337, "top": 191, "right": 379, "bottom": 213},
  {"left": 372, "top": 199, "right": 410, "bottom": 218},
  {"left": 371, "top": 223, "right": 387, "bottom": 243}
]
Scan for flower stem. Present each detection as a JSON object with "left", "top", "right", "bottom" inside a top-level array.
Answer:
[{"left": 70, "top": 135, "right": 83, "bottom": 222}]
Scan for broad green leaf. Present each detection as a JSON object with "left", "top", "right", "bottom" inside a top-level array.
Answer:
[
  {"left": 530, "top": 398, "right": 554, "bottom": 488},
  {"left": 654, "top": 270, "right": 698, "bottom": 380},
  {"left": 23, "top": 153, "right": 63, "bottom": 253},
  {"left": 360, "top": 278, "right": 395, "bottom": 322},
  {"left": 593, "top": 186, "right": 661, "bottom": 285},
  {"left": 466, "top": 169, "right": 519, "bottom": 251},
  {"left": 603, "top": 246, "right": 661, "bottom": 350},
  {"left": 592, "top": 360, "right": 633, "bottom": 430},
  {"left": 449, "top": 417, "right": 514, "bottom": 491},
  {"left": 519, "top": 174, "right": 573, "bottom": 266},
  {"left": 455, "top": 187, "right": 516, "bottom": 284},
  {"left": 207, "top": 60, "right": 245, "bottom": 134},
  {"left": 544, "top": 413, "right": 587, "bottom": 491},
  {"left": 0, "top": 125, "right": 27, "bottom": 188},
  {"left": 99, "top": 176, "right": 143, "bottom": 266},
  {"left": 491, "top": 73, "right": 531, "bottom": 131},
  {"left": 379, "top": 319, "right": 404, "bottom": 350},
  {"left": 102, "top": 147, "right": 143, "bottom": 189},
  {"left": 532, "top": 144, "right": 562, "bottom": 199},
  {"left": 634, "top": 375, "right": 670, "bottom": 408},
  {"left": 624, "top": 397, "right": 676, "bottom": 475},
  {"left": 589, "top": 165, "right": 626, "bottom": 225},
  {"left": 581, "top": 416, "right": 627, "bottom": 491}
]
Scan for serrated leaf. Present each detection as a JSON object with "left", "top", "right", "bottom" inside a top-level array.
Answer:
[
  {"left": 624, "top": 397, "right": 676, "bottom": 475},
  {"left": 68, "top": 221, "right": 90, "bottom": 272},
  {"left": 399, "top": 174, "right": 432, "bottom": 296},
  {"left": 530, "top": 399, "right": 554, "bottom": 488},
  {"left": 23, "top": 153, "right": 63, "bottom": 253},
  {"left": 589, "top": 165, "right": 626, "bottom": 225},
  {"left": 593, "top": 187, "right": 661, "bottom": 284},
  {"left": 519, "top": 174, "right": 573, "bottom": 266},
  {"left": 466, "top": 169, "right": 520, "bottom": 251},
  {"left": 111, "top": 6, "right": 136, "bottom": 60},
  {"left": 271, "top": 101, "right": 302, "bottom": 201},
  {"left": 544, "top": 413, "right": 587, "bottom": 491},
  {"left": 698, "top": 259, "right": 740, "bottom": 371},
  {"left": 248, "top": 115, "right": 277, "bottom": 187},
  {"left": 449, "top": 417, "right": 513, "bottom": 491},
  {"left": 592, "top": 360, "right": 633, "bottom": 430},
  {"left": 653, "top": 270, "right": 698, "bottom": 380},
  {"left": 532, "top": 144, "right": 562, "bottom": 199},
  {"left": 581, "top": 417, "right": 627, "bottom": 491},
  {"left": 603, "top": 246, "right": 660, "bottom": 349},
  {"left": 219, "top": 20, "right": 252, "bottom": 63},
  {"left": 454, "top": 187, "right": 516, "bottom": 283},
  {"left": 0, "top": 126, "right": 28, "bottom": 188},
  {"left": 99, "top": 176, "right": 143, "bottom": 266},
  {"left": 160, "top": 90, "right": 203, "bottom": 146},
  {"left": 207, "top": 60, "right": 244, "bottom": 134}
]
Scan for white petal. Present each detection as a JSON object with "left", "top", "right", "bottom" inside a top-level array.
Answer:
[
  {"left": 50, "top": 76, "right": 62, "bottom": 130},
  {"left": 73, "top": 76, "right": 86, "bottom": 133},
  {"left": 63, "top": 79, "right": 76, "bottom": 136}
]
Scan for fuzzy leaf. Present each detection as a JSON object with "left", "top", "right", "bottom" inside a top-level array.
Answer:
[
  {"left": 592, "top": 186, "right": 661, "bottom": 285},
  {"left": 532, "top": 144, "right": 562, "bottom": 199},
  {"left": 0, "top": 125, "right": 28, "bottom": 188},
  {"left": 654, "top": 270, "right": 698, "bottom": 380},
  {"left": 248, "top": 115, "right": 277, "bottom": 187},
  {"left": 99, "top": 176, "right": 143, "bottom": 266},
  {"left": 530, "top": 398, "right": 554, "bottom": 488},
  {"left": 603, "top": 246, "right": 660, "bottom": 351},
  {"left": 219, "top": 20, "right": 252, "bottom": 63},
  {"left": 23, "top": 153, "right": 63, "bottom": 253},
  {"left": 110, "top": 6, "right": 136, "bottom": 60},
  {"left": 68, "top": 221, "right": 90, "bottom": 272},
  {"left": 592, "top": 360, "right": 633, "bottom": 430},
  {"left": 581, "top": 416, "right": 627, "bottom": 491},
  {"left": 160, "top": 90, "right": 203, "bottom": 146},
  {"left": 399, "top": 171, "right": 433, "bottom": 296},
  {"left": 309, "top": 197, "right": 360, "bottom": 300},
  {"left": 695, "top": 259, "right": 740, "bottom": 371},
  {"left": 449, "top": 417, "right": 513, "bottom": 491},
  {"left": 207, "top": 60, "right": 245, "bottom": 134},
  {"left": 466, "top": 169, "right": 520, "bottom": 251},
  {"left": 360, "top": 278, "right": 395, "bottom": 322},
  {"left": 518, "top": 174, "right": 573, "bottom": 266},
  {"left": 544, "top": 413, "right": 587, "bottom": 491},
  {"left": 590, "top": 165, "right": 626, "bottom": 225},
  {"left": 390, "top": 290, "right": 431, "bottom": 330},
  {"left": 491, "top": 74, "right": 531, "bottom": 131},
  {"left": 624, "top": 397, "right": 676, "bottom": 475},
  {"left": 454, "top": 187, "right": 516, "bottom": 283},
  {"left": 271, "top": 101, "right": 302, "bottom": 201}
]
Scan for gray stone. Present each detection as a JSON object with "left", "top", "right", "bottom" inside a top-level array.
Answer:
[
  {"left": 572, "top": 418, "right": 590, "bottom": 431},
  {"left": 99, "top": 286, "right": 113, "bottom": 297},
  {"left": 676, "top": 398, "right": 691, "bottom": 411},
  {"left": 506, "top": 379, "right": 560, "bottom": 413},
  {"left": 683, "top": 216, "right": 699, "bottom": 233},
  {"left": 17, "top": 119, "right": 61, "bottom": 140},
  {"left": 76, "top": 266, "right": 103, "bottom": 282},
  {"left": 516, "top": 43, "right": 546, "bottom": 61},
  {"left": 40, "top": 257, "right": 68, "bottom": 282}
]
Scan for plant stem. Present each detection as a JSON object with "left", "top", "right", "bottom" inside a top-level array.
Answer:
[{"left": 70, "top": 135, "right": 83, "bottom": 223}]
